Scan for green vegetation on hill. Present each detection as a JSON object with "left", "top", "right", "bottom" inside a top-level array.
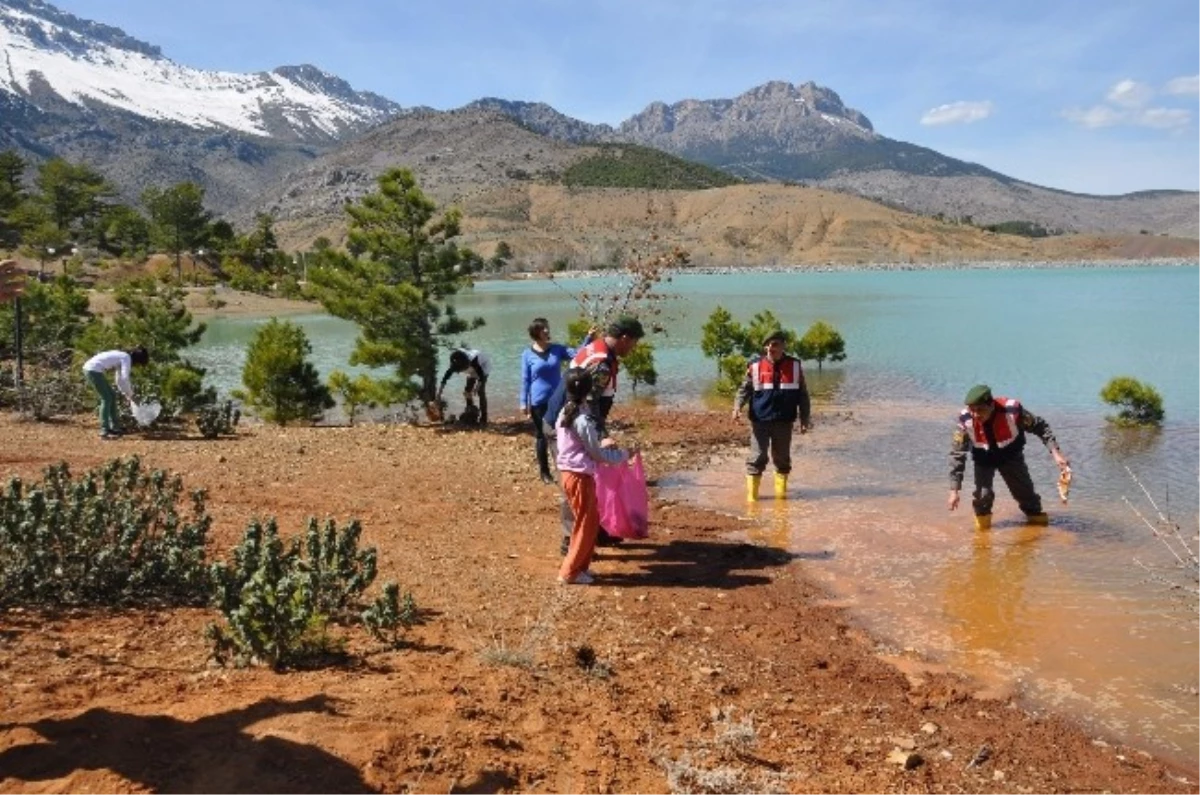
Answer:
[{"left": 562, "top": 144, "right": 741, "bottom": 189}]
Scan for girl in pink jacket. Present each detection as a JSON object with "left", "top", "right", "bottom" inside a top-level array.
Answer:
[{"left": 555, "top": 369, "right": 633, "bottom": 584}]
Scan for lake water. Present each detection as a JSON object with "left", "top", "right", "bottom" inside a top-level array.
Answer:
[{"left": 191, "top": 263, "right": 1199, "bottom": 768}]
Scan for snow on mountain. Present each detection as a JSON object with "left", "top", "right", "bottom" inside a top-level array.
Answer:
[{"left": 0, "top": 0, "right": 400, "bottom": 141}]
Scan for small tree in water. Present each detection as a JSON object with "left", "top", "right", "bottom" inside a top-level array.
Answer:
[
  {"left": 308, "top": 168, "right": 483, "bottom": 405},
  {"left": 699, "top": 307, "right": 801, "bottom": 395},
  {"left": 797, "top": 320, "right": 846, "bottom": 372},
  {"left": 1100, "top": 376, "right": 1164, "bottom": 426}
]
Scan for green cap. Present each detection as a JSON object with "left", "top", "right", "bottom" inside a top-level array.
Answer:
[
  {"left": 607, "top": 315, "right": 645, "bottom": 339},
  {"left": 762, "top": 329, "right": 787, "bottom": 346},
  {"left": 964, "top": 384, "right": 992, "bottom": 405}
]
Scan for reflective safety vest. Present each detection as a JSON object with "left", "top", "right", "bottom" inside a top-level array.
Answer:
[
  {"left": 748, "top": 355, "right": 805, "bottom": 422},
  {"left": 959, "top": 397, "right": 1026, "bottom": 460},
  {"left": 542, "top": 337, "right": 617, "bottom": 436},
  {"left": 572, "top": 338, "right": 617, "bottom": 398}
]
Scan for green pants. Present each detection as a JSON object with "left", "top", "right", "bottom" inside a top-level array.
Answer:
[{"left": 85, "top": 370, "right": 119, "bottom": 433}]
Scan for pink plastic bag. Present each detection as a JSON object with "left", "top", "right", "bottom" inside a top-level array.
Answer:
[{"left": 594, "top": 453, "right": 649, "bottom": 539}]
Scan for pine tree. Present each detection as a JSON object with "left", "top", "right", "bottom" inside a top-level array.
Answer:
[
  {"left": 236, "top": 319, "right": 333, "bottom": 425},
  {"left": 797, "top": 320, "right": 846, "bottom": 371},
  {"left": 308, "top": 168, "right": 483, "bottom": 404},
  {"left": 142, "top": 182, "right": 212, "bottom": 281}
]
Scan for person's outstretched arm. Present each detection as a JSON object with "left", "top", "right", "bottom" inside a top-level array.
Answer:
[
  {"left": 948, "top": 422, "right": 970, "bottom": 510},
  {"left": 1021, "top": 407, "right": 1070, "bottom": 471}
]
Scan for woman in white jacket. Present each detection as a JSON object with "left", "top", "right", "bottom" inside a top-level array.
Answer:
[{"left": 81, "top": 346, "right": 148, "bottom": 438}]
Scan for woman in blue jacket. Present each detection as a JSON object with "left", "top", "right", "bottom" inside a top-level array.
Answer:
[{"left": 519, "top": 318, "right": 575, "bottom": 483}]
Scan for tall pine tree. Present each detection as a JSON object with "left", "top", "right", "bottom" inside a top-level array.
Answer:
[{"left": 309, "top": 168, "right": 483, "bottom": 404}]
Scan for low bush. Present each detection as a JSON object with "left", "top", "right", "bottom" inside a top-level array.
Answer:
[
  {"left": 0, "top": 456, "right": 212, "bottom": 607},
  {"left": 196, "top": 399, "right": 240, "bottom": 438},
  {"left": 209, "top": 516, "right": 411, "bottom": 668}
]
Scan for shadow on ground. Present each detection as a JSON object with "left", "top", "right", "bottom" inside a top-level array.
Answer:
[
  {"left": 0, "top": 695, "right": 373, "bottom": 793},
  {"left": 598, "top": 537, "right": 800, "bottom": 589}
]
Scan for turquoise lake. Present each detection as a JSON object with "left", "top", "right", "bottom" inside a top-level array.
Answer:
[{"left": 191, "top": 263, "right": 1200, "bottom": 767}]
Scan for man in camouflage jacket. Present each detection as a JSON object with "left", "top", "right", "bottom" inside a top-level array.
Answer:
[{"left": 948, "top": 384, "right": 1071, "bottom": 530}]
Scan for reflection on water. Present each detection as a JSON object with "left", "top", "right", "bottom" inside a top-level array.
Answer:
[
  {"left": 662, "top": 401, "right": 1199, "bottom": 770},
  {"left": 942, "top": 525, "right": 1050, "bottom": 659},
  {"left": 1099, "top": 423, "right": 1166, "bottom": 459}
]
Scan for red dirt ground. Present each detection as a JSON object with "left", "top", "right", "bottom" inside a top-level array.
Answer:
[{"left": 1, "top": 407, "right": 1196, "bottom": 794}]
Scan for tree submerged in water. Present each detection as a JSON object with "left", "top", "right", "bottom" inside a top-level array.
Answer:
[{"left": 1100, "top": 376, "right": 1164, "bottom": 426}]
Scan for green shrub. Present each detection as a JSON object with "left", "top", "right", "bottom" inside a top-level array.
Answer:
[
  {"left": 362, "top": 582, "right": 418, "bottom": 647},
  {"left": 797, "top": 320, "right": 847, "bottom": 371},
  {"left": 208, "top": 518, "right": 322, "bottom": 669},
  {"left": 196, "top": 399, "right": 240, "bottom": 439},
  {"left": 302, "top": 517, "right": 377, "bottom": 620},
  {"left": 0, "top": 456, "right": 212, "bottom": 607},
  {"left": 1100, "top": 376, "right": 1165, "bottom": 426},
  {"left": 209, "top": 515, "right": 387, "bottom": 669},
  {"left": 621, "top": 339, "right": 657, "bottom": 393},
  {"left": 700, "top": 308, "right": 806, "bottom": 395},
  {"left": 327, "top": 370, "right": 386, "bottom": 425}
]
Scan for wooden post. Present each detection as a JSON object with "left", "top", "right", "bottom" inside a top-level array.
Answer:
[
  {"left": 13, "top": 295, "right": 22, "bottom": 389},
  {"left": 1, "top": 259, "right": 26, "bottom": 387}
]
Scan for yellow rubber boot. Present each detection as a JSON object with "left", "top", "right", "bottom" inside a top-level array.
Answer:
[
  {"left": 774, "top": 472, "right": 788, "bottom": 499},
  {"left": 1026, "top": 512, "right": 1049, "bottom": 526},
  {"left": 974, "top": 514, "right": 992, "bottom": 531},
  {"left": 746, "top": 475, "right": 761, "bottom": 502}
]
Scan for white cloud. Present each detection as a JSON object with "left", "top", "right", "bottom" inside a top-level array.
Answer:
[
  {"left": 1132, "top": 107, "right": 1191, "bottom": 129},
  {"left": 1064, "top": 78, "right": 1194, "bottom": 130},
  {"left": 1164, "top": 75, "right": 1200, "bottom": 95},
  {"left": 1061, "top": 105, "right": 1124, "bottom": 128},
  {"left": 1106, "top": 79, "right": 1153, "bottom": 107},
  {"left": 919, "top": 100, "right": 994, "bottom": 126},
  {"left": 1062, "top": 104, "right": 1190, "bottom": 130}
]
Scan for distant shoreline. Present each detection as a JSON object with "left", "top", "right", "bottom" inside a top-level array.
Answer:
[
  {"left": 88, "top": 285, "right": 321, "bottom": 319},
  {"left": 504, "top": 256, "right": 1199, "bottom": 280}
]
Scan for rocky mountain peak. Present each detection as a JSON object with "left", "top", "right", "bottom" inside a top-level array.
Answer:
[
  {"left": 465, "top": 97, "right": 614, "bottom": 143},
  {"left": 615, "top": 79, "right": 876, "bottom": 159},
  {"left": 1, "top": 0, "right": 161, "bottom": 58}
]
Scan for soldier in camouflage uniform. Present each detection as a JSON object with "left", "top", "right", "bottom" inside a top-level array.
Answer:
[{"left": 948, "top": 384, "right": 1071, "bottom": 530}]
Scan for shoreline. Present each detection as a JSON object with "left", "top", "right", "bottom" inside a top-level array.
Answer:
[{"left": 501, "top": 255, "right": 1199, "bottom": 281}]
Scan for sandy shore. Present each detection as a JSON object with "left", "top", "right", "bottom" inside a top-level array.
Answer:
[{"left": 87, "top": 286, "right": 322, "bottom": 318}]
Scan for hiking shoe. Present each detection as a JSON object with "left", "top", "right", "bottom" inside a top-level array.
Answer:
[
  {"left": 100, "top": 431, "right": 122, "bottom": 440},
  {"left": 595, "top": 528, "right": 623, "bottom": 547}
]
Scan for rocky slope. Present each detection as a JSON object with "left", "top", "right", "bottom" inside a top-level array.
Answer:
[{"left": 475, "top": 80, "right": 1199, "bottom": 238}]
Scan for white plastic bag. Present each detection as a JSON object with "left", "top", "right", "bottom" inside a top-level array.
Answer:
[{"left": 131, "top": 401, "right": 162, "bottom": 427}]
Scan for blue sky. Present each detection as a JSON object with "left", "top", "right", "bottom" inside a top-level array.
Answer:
[{"left": 48, "top": 0, "right": 1200, "bottom": 196}]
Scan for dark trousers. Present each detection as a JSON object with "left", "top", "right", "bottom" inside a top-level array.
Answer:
[
  {"left": 530, "top": 402, "right": 551, "bottom": 477},
  {"left": 972, "top": 454, "right": 1043, "bottom": 516},
  {"left": 464, "top": 375, "right": 488, "bottom": 424},
  {"left": 746, "top": 420, "right": 793, "bottom": 475}
]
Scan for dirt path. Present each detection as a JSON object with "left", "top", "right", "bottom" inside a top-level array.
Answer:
[{"left": 0, "top": 408, "right": 1195, "bottom": 793}]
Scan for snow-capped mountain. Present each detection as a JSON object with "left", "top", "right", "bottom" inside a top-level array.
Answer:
[{"left": 0, "top": 0, "right": 401, "bottom": 142}]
